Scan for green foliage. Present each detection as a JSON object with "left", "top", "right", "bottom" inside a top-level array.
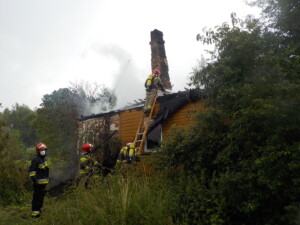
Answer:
[
  {"left": 36, "top": 88, "right": 78, "bottom": 161},
  {"left": 0, "top": 171, "right": 176, "bottom": 225},
  {"left": 249, "top": 0, "right": 300, "bottom": 51},
  {"left": 1, "top": 1, "right": 299, "bottom": 224},
  {"left": 0, "top": 125, "right": 31, "bottom": 206},
  {"left": 159, "top": 104, "right": 300, "bottom": 224},
  {"left": 36, "top": 82, "right": 117, "bottom": 162},
  {"left": 0, "top": 103, "right": 38, "bottom": 148},
  {"left": 156, "top": 1, "right": 300, "bottom": 224},
  {"left": 69, "top": 80, "right": 117, "bottom": 114}
]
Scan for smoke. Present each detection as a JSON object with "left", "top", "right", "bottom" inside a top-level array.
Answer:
[
  {"left": 48, "top": 159, "right": 78, "bottom": 196},
  {"left": 69, "top": 42, "right": 149, "bottom": 117},
  {"left": 46, "top": 44, "right": 151, "bottom": 194},
  {"left": 91, "top": 43, "right": 146, "bottom": 110},
  {"left": 68, "top": 78, "right": 116, "bottom": 117}
]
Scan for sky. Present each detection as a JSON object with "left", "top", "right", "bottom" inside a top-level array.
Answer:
[{"left": 0, "top": 0, "right": 260, "bottom": 114}]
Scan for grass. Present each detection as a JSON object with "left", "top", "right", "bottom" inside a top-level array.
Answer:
[{"left": 0, "top": 167, "right": 176, "bottom": 225}]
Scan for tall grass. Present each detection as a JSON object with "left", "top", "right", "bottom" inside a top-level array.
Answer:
[{"left": 27, "top": 168, "right": 175, "bottom": 225}]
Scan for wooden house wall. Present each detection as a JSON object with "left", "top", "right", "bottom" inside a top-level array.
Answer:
[
  {"left": 118, "top": 104, "right": 160, "bottom": 146},
  {"left": 77, "top": 100, "right": 202, "bottom": 147},
  {"left": 118, "top": 109, "right": 142, "bottom": 146},
  {"left": 162, "top": 101, "right": 204, "bottom": 137}
]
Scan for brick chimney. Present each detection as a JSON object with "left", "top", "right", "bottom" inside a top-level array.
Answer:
[{"left": 150, "top": 29, "right": 172, "bottom": 90}]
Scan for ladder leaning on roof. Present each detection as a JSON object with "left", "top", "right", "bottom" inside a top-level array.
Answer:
[{"left": 133, "top": 96, "right": 158, "bottom": 154}]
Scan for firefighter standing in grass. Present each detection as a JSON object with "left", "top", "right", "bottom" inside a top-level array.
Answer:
[
  {"left": 28, "top": 143, "right": 49, "bottom": 218},
  {"left": 144, "top": 68, "right": 165, "bottom": 114},
  {"left": 78, "top": 143, "right": 99, "bottom": 188}
]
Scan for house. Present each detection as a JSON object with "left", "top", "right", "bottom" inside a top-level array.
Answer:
[
  {"left": 77, "top": 89, "right": 204, "bottom": 153},
  {"left": 77, "top": 29, "right": 204, "bottom": 156}
]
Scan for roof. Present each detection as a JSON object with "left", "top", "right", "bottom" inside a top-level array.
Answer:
[
  {"left": 78, "top": 101, "right": 144, "bottom": 121},
  {"left": 78, "top": 89, "right": 204, "bottom": 123},
  {"left": 148, "top": 89, "right": 202, "bottom": 133}
]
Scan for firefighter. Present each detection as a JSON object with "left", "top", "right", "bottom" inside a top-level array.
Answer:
[
  {"left": 117, "top": 142, "right": 139, "bottom": 164},
  {"left": 144, "top": 68, "right": 165, "bottom": 114},
  {"left": 78, "top": 143, "right": 99, "bottom": 188},
  {"left": 117, "top": 142, "right": 130, "bottom": 164},
  {"left": 28, "top": 143, "right": 50, "bottom": 218},
  {"left": 129, "top": 143, "right": 140, "bottom": 163}
]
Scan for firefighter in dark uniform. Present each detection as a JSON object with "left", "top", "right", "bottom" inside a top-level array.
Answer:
[{"left": 28, "top": 143, "right": 49, "bottom": 218}]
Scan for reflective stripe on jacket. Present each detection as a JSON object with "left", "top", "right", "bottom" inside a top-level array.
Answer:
[
  {"left": 79, "top": 153, "right": 98, "bottom": 174},
  {"left": 117, "top": 146, "right": 129, "bottom": 163},
  {"left": 117, "top": 146, "right": 139, "bottom": 163},
  {"left": 28, "top": 155, "right": 50, "bottom": 185}
]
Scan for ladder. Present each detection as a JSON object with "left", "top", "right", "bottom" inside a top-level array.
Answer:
[{"left": 133, "top": 96, "right": 158, "bottom": 154}]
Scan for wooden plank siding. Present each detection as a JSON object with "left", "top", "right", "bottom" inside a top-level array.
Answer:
[
  {"left": 162, "top": 101, "right": 204, "bottom": 137},
  {"left": 119, "top": 109, "right": 143, "bottom": 146},
  {"left": 77, "top": 96, "right": 204, "bottom": 150},
  {"left": 118, "top": 103, "right": 160, "bottom": 146}
]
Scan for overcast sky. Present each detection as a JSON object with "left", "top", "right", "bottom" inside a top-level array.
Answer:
[{"left": 0, "top": 0, "right": 260, "bottom": 113}]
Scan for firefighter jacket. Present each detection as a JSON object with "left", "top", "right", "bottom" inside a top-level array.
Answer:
[
  {"left": 79, "top": 153, "right": 98, "bottom": 175},
  {"left": 117, "top": 145, "right": 139, "bottom": 163},
  {"left": 129, "top": 146, "right": 139, "bottom": 161},
  {"left": 28, "top": 155, "right": 49, "bottom": 185},
  {"left": 117, "top": 146, "right": 129, "bottom": 163},
  {"left": 145, "top": 74, "right": 165, "bottom": 92}
]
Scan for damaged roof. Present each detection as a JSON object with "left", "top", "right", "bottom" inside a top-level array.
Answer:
[
  {"left": 78, "top": 89, "right": 204, "bottom": 126},
  {"left": 78, "top": 101, "right": 143, "bottom": 121},
  {"left": 148, "top": 89, "right": 203, "bottom": 133}
]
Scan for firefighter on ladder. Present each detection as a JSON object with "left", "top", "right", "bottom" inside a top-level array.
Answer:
[
  {"left": 28, "top": 143, "right": 50, "bottom": 218},
  {"left": 144, "top": 68, "right": 166, "bottom": 114}
]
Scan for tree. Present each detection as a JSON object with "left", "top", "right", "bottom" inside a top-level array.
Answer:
[
  {"left": 0, "top": 115, "right": 29, "bottom": 206},
  {"left": 0, "top": 104, "right": 38, "bottom": 148},
  {"left": 249, "top": 0, "right": 300, "bottom": 52},
  {"left": 36, "top": 82, "right": 117, "bottom": 161},
  {"left": 158, "top": 5, "right": 300, "bottom": 225},
  {"left": 36, "top": 88, "right": 79, "bottom": 160},
  {"left": 69, "top": 81, "right": 117, "bottom": 115}
]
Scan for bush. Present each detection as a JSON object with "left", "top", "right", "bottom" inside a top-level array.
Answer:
[
  {"left": 0, "top": 127, "right": 31, "bottom": 206},
  {"left": 156, "top": 104, "right": 300, "bottom": 225}
]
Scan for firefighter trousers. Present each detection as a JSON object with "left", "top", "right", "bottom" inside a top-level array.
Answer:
[
  {"left": 77, "top": 173, "right": 93, "bottom": 189},
  {"left": 144, "top": 89, "right": 157, "bottom": 110},
  {"left": 32, "top": 184, "right": 47, "bottom": 215}
]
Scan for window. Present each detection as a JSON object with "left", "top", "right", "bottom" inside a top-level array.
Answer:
[{"left": 146, "top": 124, "right": 162, "bottom": 152}]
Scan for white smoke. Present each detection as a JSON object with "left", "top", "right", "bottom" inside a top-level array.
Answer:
[{"left": 91, "top": 43, "right": 147, "bottom": 111}]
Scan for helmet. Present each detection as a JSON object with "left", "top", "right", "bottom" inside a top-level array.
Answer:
[
  {"left": 82, "top": 143, "right": 93, "bottom": 153},
  {"left": 36, "top": 143, "right": 47, "bottom": 152},
  {"left": 126, "top": 142, "right": 132, "bottom": 147},
  {"left": 152, "top": 69, "right": 160, "bottom": 75}
]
